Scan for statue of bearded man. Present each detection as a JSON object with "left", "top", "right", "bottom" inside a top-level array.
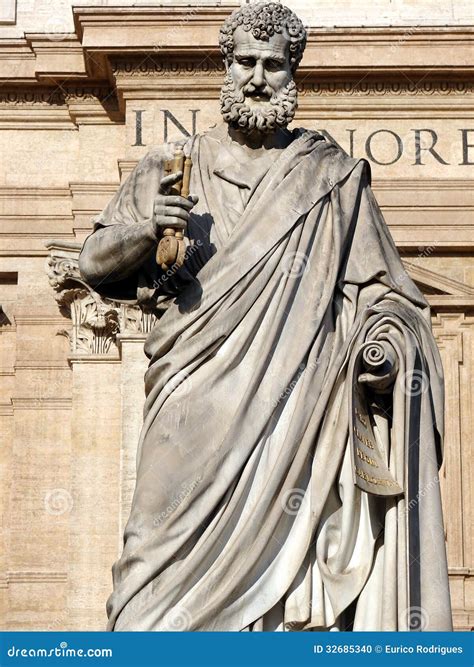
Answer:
[{"left": 79, "top": 2, "right": 452, "bottom": 632}]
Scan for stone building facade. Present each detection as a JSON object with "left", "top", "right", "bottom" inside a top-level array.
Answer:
[{"left": 0, "top": 1, "right": 473, "bottom": 631}]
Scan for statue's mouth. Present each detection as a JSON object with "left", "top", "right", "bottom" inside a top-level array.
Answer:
[{"left": 245, "top": 91, "right": 271, "bottom": 104}]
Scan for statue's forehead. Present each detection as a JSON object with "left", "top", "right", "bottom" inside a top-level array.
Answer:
[{"left": 232, "top": 25, "right": 290, "bottom": 57}]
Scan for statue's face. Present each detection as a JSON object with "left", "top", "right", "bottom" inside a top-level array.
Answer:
[
  {"left": 229, "top": 26, "right": 292, "bottom": 108},
  {"left": 220, "top": 25, "right": 298, "bottom": 135}
]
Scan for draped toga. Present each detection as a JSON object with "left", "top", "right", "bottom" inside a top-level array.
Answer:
[{"left": 81, "top": 124, "right": 452, "bottom": 631}]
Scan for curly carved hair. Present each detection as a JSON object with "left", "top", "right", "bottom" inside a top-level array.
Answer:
[{"left": 219, "top": 2, "right": 307, "bottom": 74}]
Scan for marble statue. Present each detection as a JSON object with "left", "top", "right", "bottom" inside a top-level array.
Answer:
[{"left": 79, "top": 2, "right": 452, "bottom": 631}]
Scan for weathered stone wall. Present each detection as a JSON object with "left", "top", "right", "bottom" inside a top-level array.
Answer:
[{"left": 0, "top": 1, "right": 472, "bottom": 631}]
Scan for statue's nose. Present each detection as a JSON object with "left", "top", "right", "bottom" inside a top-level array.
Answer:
[{"left": 250, "top": 62, "right": 265, "bottom": 88}]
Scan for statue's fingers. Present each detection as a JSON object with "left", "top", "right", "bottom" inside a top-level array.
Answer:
[
  {"left": 358, "top": 371, "right": 394, "bottom": 389},
  {"left": 157, "top": 216, "right": 186, "bottom": 230},
  {"left": 159, "top": 171, "right": 183, "bottom": 195},
  {"left": 163, "top": 195, "right": 195, "bottom": 210},
  {"left": 163, "top": 206, "right": 190, "bottom": 221},
  {"left": 358, "top": 372, "right": 381, "bottom": 385}
]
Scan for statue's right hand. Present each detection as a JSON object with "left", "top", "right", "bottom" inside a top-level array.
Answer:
[{"left": 150, "top": 171, "right": 199, "bottom": 240}]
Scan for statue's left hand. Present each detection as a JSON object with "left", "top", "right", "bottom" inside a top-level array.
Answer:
[{"left": 358, "top": 340, "right": 399, "bottom": 393}]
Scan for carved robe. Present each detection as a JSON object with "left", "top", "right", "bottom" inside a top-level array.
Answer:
[{"left": 82, "top": 125, "right": 452, "bottom": 631}]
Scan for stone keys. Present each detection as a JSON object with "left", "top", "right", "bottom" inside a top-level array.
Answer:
[
  {"left": 351, "top": 340, "right": 403, "bottom": 497},
  {"left": 156, "top": 148, "right": 192, "bottom": 271}
]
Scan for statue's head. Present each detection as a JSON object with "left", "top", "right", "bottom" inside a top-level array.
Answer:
[{"left": 219, "top": 2, "right": 307, "bottom": 135}]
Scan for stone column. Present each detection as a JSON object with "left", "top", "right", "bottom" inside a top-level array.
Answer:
[
  {"left": 46, "top": 241, "right": 158, "bottom": 629},
  {"left": 68, "top": 354, "right": 121, "bottom": 630}
]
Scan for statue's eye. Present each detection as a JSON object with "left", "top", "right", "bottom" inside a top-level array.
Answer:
[
  {"left": 266, "top": 59, "right": 283, "bottom": 71},
  {"left": 236, "top": 56, "right": 256, "bottom": 68}
]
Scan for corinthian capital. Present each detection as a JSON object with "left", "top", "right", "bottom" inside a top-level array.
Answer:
[{"left": 46, "top": 240, "right": 159, "bottom": 355}]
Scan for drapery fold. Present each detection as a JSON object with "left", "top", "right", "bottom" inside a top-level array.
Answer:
[{"left": 85, "top": 128, "right": 451, "bottom": 631}]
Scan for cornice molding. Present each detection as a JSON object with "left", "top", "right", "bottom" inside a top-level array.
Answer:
[
  {"left": 1, "top": 7, "right": 473, "bottom": 85},
  {"left": 1, "top": 9, "right": 472, "bottom": 129},
  {"left": 11, "top": 398, "right": 72, "bottom": 410},
  {"left": 111, "top": 58, "right": 474, "bottom": 99},
  {"left": 5, "top": 571, "right": 68, "bottom": 585},
  {"left": 72, "top": 5, "right": 237, "bottom": 45},
  {"left": 1, "top": 77, "right": 472, "bottom": 128},
  {"left": 0, "top": 84, "right": 120, "bottom": 127},
  {"left": 298, "top": 80, "right": 474, "bottom": 96},
  {"left": 23, "top": 34, "right": 86, "bottom": 81}
]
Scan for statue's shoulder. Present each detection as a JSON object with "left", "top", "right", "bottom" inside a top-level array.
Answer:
[
  {"left": 134, "top": 141, "right": 185, "bottom": 173},
  {"left": 296, "top": 127, "right": 371, "bottom": 187}
]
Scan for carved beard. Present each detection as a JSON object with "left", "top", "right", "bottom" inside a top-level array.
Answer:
[{"left": 220, "top": 72, "right": 298, "bottom": 134}]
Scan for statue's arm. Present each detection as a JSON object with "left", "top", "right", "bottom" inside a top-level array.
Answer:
[
  {"left": 79, "top": 149, "right": 197, "bottom": 291},
  {"left": 79, "top": 220, "right": 157, "bottom": 287},
  {"left": 335, "top": 158, "right": 428, "bottom": 395}
]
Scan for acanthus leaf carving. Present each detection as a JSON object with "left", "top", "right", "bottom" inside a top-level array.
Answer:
[{"left": 46, "top": 241, "right": 159, "bottom": 355}]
